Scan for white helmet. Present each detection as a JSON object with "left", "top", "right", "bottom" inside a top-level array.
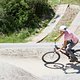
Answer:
[{"left": 59, "top": 25, "right": 67, "bottom": 31}]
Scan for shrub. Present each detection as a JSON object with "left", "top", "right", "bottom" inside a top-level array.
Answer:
[{"left": 0, "top": 0, "right": 55, "bottom": 35}]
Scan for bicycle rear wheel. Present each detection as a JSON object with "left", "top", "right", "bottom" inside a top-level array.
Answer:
[
  {"left": 74, "top": 49, "right": 80, "bottom": 61},
  {"left": 42, "top": 51, "right": 60, "bottom": 64}
]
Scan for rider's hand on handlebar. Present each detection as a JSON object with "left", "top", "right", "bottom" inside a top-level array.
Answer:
[
  {"left": 56, "top": 48, "right": 62, "bottom": 52},
  {"left": 54, "top": 37, "right": 57, "bottom": 42}
]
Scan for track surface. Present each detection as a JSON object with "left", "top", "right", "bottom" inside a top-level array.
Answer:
[{"left": 0, "top": 43, "right": 80, "bottom": 80}]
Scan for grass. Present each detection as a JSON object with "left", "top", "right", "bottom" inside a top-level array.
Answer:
[
  {"left": 48, "top": 0, "right": 60, "bottom": 5},
  {"left": 0, "top": 19, "right": 49, "bottom": 43},
  {"left": 43, "top": 30, "right": 59, "bottom": 42},
  {"left": 49, "top": 0, "right": 80, "bottom": 6},
  {"left": 0, "top": 29, "right": 30, "bottom": 43},
  {"left": 0, "top": 28, "right": 42, "bottom": 43},
  {"left": 43, "top": 24, "right": 61, "bottom": 42},
  {"left": 60, "top": 0, "right": 80, "bottom": 4}
]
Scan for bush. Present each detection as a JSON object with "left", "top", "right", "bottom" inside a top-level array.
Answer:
[{"left": 0, "top": 0, "right": 55, "bottom": 35}]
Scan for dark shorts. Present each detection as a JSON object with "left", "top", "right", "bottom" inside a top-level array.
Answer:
[
  {"left": 67, "top": 40, "right": 76, "bottom": 49},
  {"left": 66, "top": 40, "right": 77, "bottom": 57}
]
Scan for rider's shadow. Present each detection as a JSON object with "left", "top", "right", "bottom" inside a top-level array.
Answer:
[
  {"left": 45, "top": 62, "right": 80, "bottom": 74},
  {"left": 63, "top": 63, "right": 80, "bottom": 74}
]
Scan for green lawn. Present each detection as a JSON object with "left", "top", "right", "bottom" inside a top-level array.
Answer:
[
  {"left": 0, "top": 27, "right": 44, "bottom": 43},
  {"left": 43, "top": 23, "right": 62, "bottom": 42},
  {"left": 49, "top": 0, "right": 80, "bottom": 5},
  {"left": 60, "top": 0, "right": 80, "bottom": 4},
  {"left": 48, "top": 0, "right": 60, "bottom": 5},
  {"left": 0, "top": 20, "right": 49, "bottom": 43}
]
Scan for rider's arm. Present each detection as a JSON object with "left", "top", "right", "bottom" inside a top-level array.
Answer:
[{"left": 54, "top": 32, "right": 64, "bottom": 41}]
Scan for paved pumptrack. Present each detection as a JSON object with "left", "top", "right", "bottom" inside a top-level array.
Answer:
[
  {"left": 0, "top": 4, "right": 80, "bottom": 80},
  {"left": 0, "top": 43, "right": 80, "bottom": 80}
]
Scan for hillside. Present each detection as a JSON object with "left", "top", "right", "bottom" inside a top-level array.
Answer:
[
  {"left": 0, "top": 0, "right": 80, "bottom": 43},
  {"left": 0, "top": 0, "right": 55, "bottom": 43},
  {"left": 43, "top": 4, "right": 80, "bottom": 42}
]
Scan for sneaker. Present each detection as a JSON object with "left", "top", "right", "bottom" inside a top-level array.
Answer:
[{"left": 70, "top": 57, "right": 78, "bottom": 62}]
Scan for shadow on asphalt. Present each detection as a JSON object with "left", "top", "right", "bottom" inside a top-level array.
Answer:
[
  {"left": 44, "top": 63, "right": 64, "bottom": 69},
  {"left": 44, "top": 62, "right": 80, "bottom": 74},
  {"left": 64, "top": 62, "right": 80, "bottom": 74}
]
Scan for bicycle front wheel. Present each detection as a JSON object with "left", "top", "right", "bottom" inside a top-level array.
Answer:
[{"left": 42, "top": 51, "right": 60, "bottom": 64}]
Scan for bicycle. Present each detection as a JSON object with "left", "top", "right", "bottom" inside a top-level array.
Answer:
[{"left": 42, "top": 42, "right": 80, "bottom": 64}]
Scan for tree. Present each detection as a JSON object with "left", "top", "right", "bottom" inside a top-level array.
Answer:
[{"left": 0, "top": 0, "right": 55, "bottom": 35}]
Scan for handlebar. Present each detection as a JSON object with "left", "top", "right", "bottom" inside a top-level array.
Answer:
[
  {"left": 54, "top": 42, "right": 66, "bottom": 50},
  {"left": 54, "top": 41, "right": 59, "bottom": 49},
  {"left": 54, "top": 41, "right": 57, "bottom": 45}
]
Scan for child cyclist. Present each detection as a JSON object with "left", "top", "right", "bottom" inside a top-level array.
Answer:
[{"left": 54, "top": 25, "right": 79, "bottom": 62}]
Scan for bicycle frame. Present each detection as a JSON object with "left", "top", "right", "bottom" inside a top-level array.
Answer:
[
  {"left": 54, "top": 42, "right": 60, "bottom": 50},
  {"left": 42, "top": 42, "right": 80, "bottom": 64},
  {"left": 54, "top": 42, "right": 70, "bottom": 58}
]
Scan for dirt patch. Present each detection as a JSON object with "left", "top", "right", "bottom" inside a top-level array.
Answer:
[
  {"left": 52, "top": 5, "right": 80, "bottom": 32},
  {"left": 57, "top": 4, "right": 80, "bottom": 27},
  {"left": 75, "top": 25, "right": 80, "bottom": 38},
  {"left": 43, "top": 4, "right": 80, "bottom": 42}
]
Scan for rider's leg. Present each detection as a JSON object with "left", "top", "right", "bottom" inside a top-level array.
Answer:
[{"left": 66, "top": 40, "right": 78, "bottom": 62}]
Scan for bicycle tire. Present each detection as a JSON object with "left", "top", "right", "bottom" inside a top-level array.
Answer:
[
  {"left": 42, "top": 51, "right": 60, "bottom": 64},
  {"left": 74, "top": 49, "right": 80, "bottom": 60}
]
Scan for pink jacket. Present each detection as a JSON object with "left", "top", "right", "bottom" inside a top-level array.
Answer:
[{"left": 64, "top": 29, "right": 79, "bottom": 43}]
